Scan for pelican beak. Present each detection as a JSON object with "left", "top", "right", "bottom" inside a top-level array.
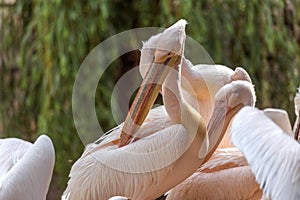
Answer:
[
  {"left": 118, "top": 19, "right": 187, "bottom": 147},
  {"left": 118, "top": 51, "right": 181, "bottom": 147},
  {"left": 202, "top": 103, "right": 244, "bottom": 162}
]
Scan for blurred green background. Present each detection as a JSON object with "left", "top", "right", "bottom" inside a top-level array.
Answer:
[{"left": 1, "top": 0, "right": 299, "bottom": 199}]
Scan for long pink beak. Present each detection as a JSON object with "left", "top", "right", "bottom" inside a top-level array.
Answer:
[{"left": 118, "top": 51, "right": 181, "bottom": 147}]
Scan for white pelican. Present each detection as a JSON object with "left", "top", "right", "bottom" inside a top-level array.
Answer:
[
  {"left": 230, "top": 104, "right": 300, "bottom": 200},
  {"left": 166, "top": 108, "right": 293, "bottom": 200},
  {"left": 63, "top": 20, "right": 254, "bottom": 200},
  {"left": 0, "top": 134, "right": 55, "bottom": 200}
]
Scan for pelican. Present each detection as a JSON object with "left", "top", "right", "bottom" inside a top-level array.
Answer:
[
  {"left": 166, "top": 108, "right": 294, "bottom": 200},
  {"left": 0, "top": 135, "right": 55, "bottom": 200},
  {"left": 230, "top": 102, "right": 300, "bottom": 199},
  {"left": 63, "top": 20, "right": 254, "bottom": 200}
]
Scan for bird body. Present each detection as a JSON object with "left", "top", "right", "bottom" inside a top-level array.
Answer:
[
  {"left": 0, "top": 135, "right": 55, "bottom": 200},
  {"left": 167, "top": 79, "right": 262, "bottom": 200},
  {"left": 166, "top": 146, "right": 259, "bottom": 200},
  {"left": 167, "top": 106, "right": 298, "bottom": 199},
  {"left": 63, "top": 19, "right": 209, "bottom": 200},
  {"left": 166, "top": 145, "right": 262, "bottom": 200},
  {"left": 63, "top": 80, "right": 255, "bottom": 199},
  {"left": 63, "top": 120, "right": 206, "bottom": 200}
]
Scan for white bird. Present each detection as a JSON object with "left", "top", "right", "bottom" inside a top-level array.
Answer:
[
  {"left": 63, "top": 19, "right": 206, "bottom": 200},
  {"left": 230, "top": 105, "right": 300, "bottom": 200},
  {"left": 63, "top": 77, "right": 254, "bottom": 199},
  {"left": 166, "top": 108, "right": 293, "bottom": 200},
  {"left": 63, "top": 20, "right": 255, "bottom": 200},
  {"left": 0, "top": 134, "right": 55, "bottom": 200}
]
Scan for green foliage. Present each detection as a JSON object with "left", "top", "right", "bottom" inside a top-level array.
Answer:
[{"left": 1, "top": 0, "right": 300, "bottom": 199}]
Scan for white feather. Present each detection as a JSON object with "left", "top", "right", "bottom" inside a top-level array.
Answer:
[
  {"left": 230, "top": 106, "right": 300, "bottom": 200},
  {"left": 62, "top": 123, "right": 194, "bottom": 200},
  {"left": 0, "top": 135, "right": 55, "bottom": 200},
  {"left": 263, "top": 108, "right": 293, "bottom": 137},
  {"left": 200, "top": 147, "right": 247, "bottom": 171}
]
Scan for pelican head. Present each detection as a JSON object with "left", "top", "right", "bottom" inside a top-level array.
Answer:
[
  {"left": 218, "top": 81, "right": 255, "bottom": 109},
  {"left": 204, "top": 80, "right": 256, "bottom": 161},
  {"left": 119, "top": 20, "right": 187, "bottom": 147}
]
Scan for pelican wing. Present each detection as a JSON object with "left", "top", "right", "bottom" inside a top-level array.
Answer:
[
  {"left": 63, "top": 124, "right": 204, "bottom": 200},
  {"left": 166, "top": 166, "right": 261, "bottom": 200},
  {"left": 0, "top": 135, "right": 55, "bottom": 200},
  {"left": 0, "top": 138, "right": 31, "bottom": 178},
  {"left": 230, "top": 106, "right": 300, "bottom": 200},
  {"left": 263, "top": 108, "right": 293, "bottom": 136},
  {"left": 200, "top": 147, "right": 247, "bottom": 172}
]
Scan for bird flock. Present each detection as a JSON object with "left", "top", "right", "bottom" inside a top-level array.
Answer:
[{"left": 1, "top": 19, "right": 300, "bottom": 200}]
